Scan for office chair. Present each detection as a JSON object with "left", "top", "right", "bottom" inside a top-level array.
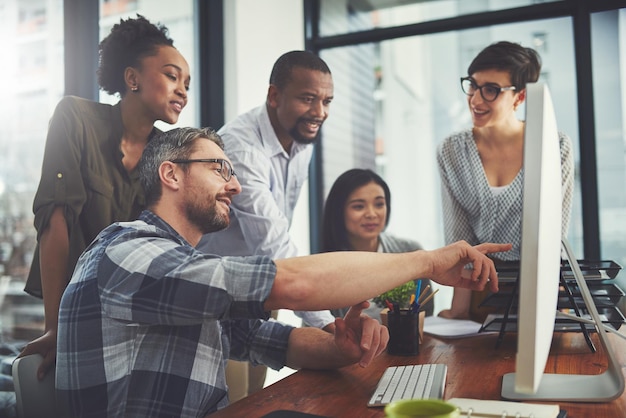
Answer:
[{"left": 12, "top": 354, "right": 65, "bottom": 418}]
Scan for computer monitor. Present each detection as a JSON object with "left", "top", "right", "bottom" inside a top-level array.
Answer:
[{"left": 500, "top": 82, "right": 624, "bottom": 402}]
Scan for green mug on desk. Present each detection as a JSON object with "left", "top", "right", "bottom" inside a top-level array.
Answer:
[{"left": 385, "top": 399, "right": 460, "bottom": 418}]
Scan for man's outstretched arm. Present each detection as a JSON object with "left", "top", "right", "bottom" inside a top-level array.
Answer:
[{"left": 267, "top": 241, "right": 511, "bottom": 312}]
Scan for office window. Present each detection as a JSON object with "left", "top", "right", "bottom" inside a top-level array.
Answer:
[
  {"left": 312, "top": 1, "right": 626, "bottom": 312},
  {"left": 319, "top": 0, "right": 560, "bottom": 37},
  {"left": 320, "top": 16, "right": 581, "bottom": 257},
  {"left": 591, "top": 9, "right": 626, "bottom": 292},
  {"left": 101, "top": 0, "right": 138, "bottom": 15},
  {"left": 0, "top": 0, "right": 64, "bottom": 341},
  {"left": 532, "top": 31, "right": 548, "bottom": 53},
  {"left": 0, "top": 0, "right": 199, "bottom": 344}
]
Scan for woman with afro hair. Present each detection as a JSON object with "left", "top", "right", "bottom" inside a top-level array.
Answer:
[{"left": 19, "top": 15, "right": 191, "bottom": 379}]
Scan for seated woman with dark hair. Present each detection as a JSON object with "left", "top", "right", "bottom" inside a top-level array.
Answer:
[{"left": 321, "top": 168, "right": 433, "bottom": 321}]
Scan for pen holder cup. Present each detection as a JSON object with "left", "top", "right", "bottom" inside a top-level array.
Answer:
[{"left": 385, "top": 309, "right": 424, "bottom": 356}]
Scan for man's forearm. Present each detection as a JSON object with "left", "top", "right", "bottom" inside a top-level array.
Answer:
[
  {"left": 268, "top": 242, "right": 508, "bottom": 313},
  {"left": 284, "top": 327, "right": 353, "bottom": 370},
  {"left": 269, "top": 251, "right": 427, "bottom": 312}
]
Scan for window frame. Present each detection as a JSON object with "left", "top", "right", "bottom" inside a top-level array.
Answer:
[{"left": 302, "top": 0, "right": 626, "bottom": 258}]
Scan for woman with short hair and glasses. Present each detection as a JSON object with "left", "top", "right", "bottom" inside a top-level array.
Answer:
[
  {"left": 19, "top": 15, "right": 191, "bottom": 379},
  {"left": 437, "top": 41, "right": 574, "bottom": 321}
]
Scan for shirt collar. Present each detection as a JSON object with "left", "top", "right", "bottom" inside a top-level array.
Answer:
[
  {"left": 139, "top": 210, "right": 193, "bottom": 248},
  {"left": 259, "top": 104, "right": 313, "bottom": 159}
]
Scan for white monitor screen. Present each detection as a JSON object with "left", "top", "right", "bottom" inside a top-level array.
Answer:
[
  {"left": 514, "top": 82, "right": 562, "bottom": 394},
  {"left": 501, "top": 82, "right": 624, "bottom": 402}
]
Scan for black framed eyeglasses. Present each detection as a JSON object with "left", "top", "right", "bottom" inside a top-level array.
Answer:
[
  {"left": 170, "top": 158, "right": 237, "bottom": 182},
  {"left": 460, "top": 77, "right": 516, "bottom": 102}
]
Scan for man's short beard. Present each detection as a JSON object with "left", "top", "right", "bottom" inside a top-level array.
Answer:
[
  {"left": 290, "top": 123, "right": 321, "bottom": 145},
  {"left": 186, "top": 204, "right": 229, "bottom": 235}
]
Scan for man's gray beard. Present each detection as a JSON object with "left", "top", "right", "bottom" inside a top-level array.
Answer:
[{"left": 186, "top": 204, "right": 229, "bottom": 235}]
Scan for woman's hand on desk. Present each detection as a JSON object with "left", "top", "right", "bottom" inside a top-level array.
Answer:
[{"left": 335, "top": 301, "right": 389, "bottom": 368}]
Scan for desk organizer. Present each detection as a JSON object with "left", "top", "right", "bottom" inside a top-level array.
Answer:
[{"left": 478, "top": 259, "right": 625, "bottom": 351}]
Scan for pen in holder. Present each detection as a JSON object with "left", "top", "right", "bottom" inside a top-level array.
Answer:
[{"left": 385, "top": 308, "right": 425, "bottom": 356}]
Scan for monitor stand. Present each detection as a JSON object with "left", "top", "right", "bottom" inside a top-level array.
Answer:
[{"left": 501, "top": 238, "right": 625, "bottom": 402}]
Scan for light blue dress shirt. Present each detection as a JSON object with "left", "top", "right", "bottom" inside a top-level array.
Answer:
[{"left": 197, "top": 104, "right": 335, "bottom": 328}]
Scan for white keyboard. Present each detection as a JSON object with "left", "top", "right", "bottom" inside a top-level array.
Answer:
[{"left": 367, "top": 364, "right": 447, "bottom": 407}]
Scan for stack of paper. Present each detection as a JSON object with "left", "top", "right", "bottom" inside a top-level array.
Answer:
[{"left": 423, "top": 316, "right": 496, "bottom": 338}]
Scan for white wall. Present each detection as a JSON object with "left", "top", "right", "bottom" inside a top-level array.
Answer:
[{"left": 222, "top": 0, "right": 310, "bottom": 257}]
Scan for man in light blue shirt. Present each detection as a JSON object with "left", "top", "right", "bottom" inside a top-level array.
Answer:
[
  {"left": 196, "top": 103, "right": 313, "bottom": 259},
  {"left": 197, "top": 50, "right": 336, "bottom": 398},
  {"left": 198, "top": 51, "right": 336, "bottom": 329}
]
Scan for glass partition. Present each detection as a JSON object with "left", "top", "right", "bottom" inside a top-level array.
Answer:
[
  {"left": 0, "top": 0, "right": 64, "bottom": 342},
  {"left": 591, "top": 8, "right": 626, "bottom": 296},
  {"left": 320, "top": 16, "right": 581, "bottom": 257},
  {"left": 0, "top": 0, "right": 199, "bottom": 346},
  {"left": 319, "top": 0, "right": 561, "bottom": 37}
]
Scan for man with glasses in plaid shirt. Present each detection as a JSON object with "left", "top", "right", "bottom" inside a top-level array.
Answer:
[{"left": 56, "top": 126, "right": 508, "bottom": 417}]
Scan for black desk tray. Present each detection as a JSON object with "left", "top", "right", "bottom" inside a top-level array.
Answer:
[
  {"left": 494, "top": 259, "right": 622, "bottom": 282},
  {"left": 483, "top": 259, "right": 624, "bottom": 351},
  {"left": 480, "top": 306, "right": 624, "bottom": 333},
  {"left": 481, "top": 283, "right": 625, "bottom": 310},
  {"left": 558, "top": 283, "right": 625, "bottom": 307},
  {"left": 560, "top": 259, "right": 622, "bottom": 280},
  {"left": 493, "top": 261, "right": 521, "bottom": 283}
]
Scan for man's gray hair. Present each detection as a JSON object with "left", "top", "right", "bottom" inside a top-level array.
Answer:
[{"left": 139, "top": 127, "right": 224, "bottom": 207}]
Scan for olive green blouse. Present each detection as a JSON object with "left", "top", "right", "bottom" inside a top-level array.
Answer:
[{"left": 25, "top": 96, "right": 158, "bottom": 297}]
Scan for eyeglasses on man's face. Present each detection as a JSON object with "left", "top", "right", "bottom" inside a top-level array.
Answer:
[
  {"left": 170, "top": 158, "right": 237, "bottom": 182},
  {"left": 460, "top": 77, "right": 516, "bottom": 102}
]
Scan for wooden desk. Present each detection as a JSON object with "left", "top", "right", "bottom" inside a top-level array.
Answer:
[{"left": 208, "top": 332, "right": 626, "bottom": 417}]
